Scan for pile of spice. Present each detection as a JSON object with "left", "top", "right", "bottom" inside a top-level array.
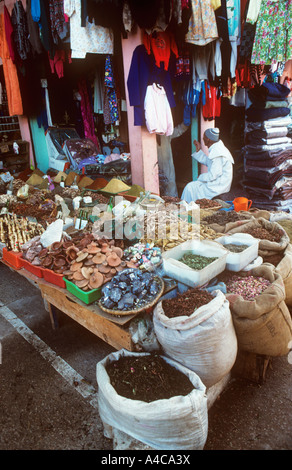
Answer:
[
  {"left": 244, "top": 227, "right": 283, "bottom": 243},
  {"left": 180, "top": 252, "right": 218, "bottom": 270},
  {"left": 202, "top": 210, "right": 240, "bottom": 225},
  {"left": 102, "top": 178, "right": 131, "bottom": 194},
  {"left": 162, "top": 196, "right": 182, "bottom": 204},
  {"left": 124, "top": 184, "right": 145, "bottom": 197},
  {"left": 225, "top": 274, "right": 271, "bottom": 301},
  {"left": 162, "top": 287, "right": 213, "bottom": 318},
  {"left": 106, "top": 354, "right": 194, "bottom": 402},
  {"left": 224, "top": 243, "right": 249, "bottom": 253},
  {"left": 262, "top": 253, "right": 284, "bottom": 266},
  {"left": 195, "top": 198, "right": 222, "bottom": 209}
]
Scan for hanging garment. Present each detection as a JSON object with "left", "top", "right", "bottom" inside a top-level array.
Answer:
[
  {"left": 11, "top": 1, "right": 31, "bottom": 62},
  {"left": 202, "top": 80, "right": 221, "bottom": 121},
  {"left": 226, "top": 0, "right": 240, "bottom": 78},
  {"left": 214, "top": 0, "right": 231, "bottom": 85},
  {"left": 26, "top": 0, "right": 43, "bottom": 55},
  {"left": 185, "top": 0, "right": 218, "bottom": 46},
  {"left": 144, "top": 83, "right": 174, "bottom": 136},
  {"left": 31, "top": 0, "right": 41, "bottom": 23},
  {"left": 103, "top": 54, "right": 120, "bottom": 125},
  {"left": 127, "top": 44, "right": 176, "bottom": 127},
  {"left": 64, "top": 0, "right": 114, "bottom": 58},
  {"left": 127, "top": 0, "right": 161, "bottom": 31},
  {"left": 0, "top": 13, "right": 23, "bottom": 116},
  {"left": 181, "top": 140, "right": 234, "bottom": 202},
  {"left": 157, "top": 122, "right": 189, "bottom": 197},
  {"left": 4, "top": 6, "right": 15, "bottom": 63},
  {"left": 49, "top": 0, "right": 68, "bottom": 43},
  {"left": 39, "top": 0, "right": 55, "bottom": 58},
  {"left": 78, "top": 79, "right": 100, "bottom": 150},
  {"left": 251, "top": 0, "right": 292, "bottom": 65},
  {"left": 49, "top": 50, "right": 72, "bottom": 79},
  {"left": 246, "top": 0, "right": 262, "bottom": 24},
  {"left": 143, "top": 31, "right": 179, "bottom": 71},
  {"left": 94, "top": 68, "right": 104, "bottom": 114}
]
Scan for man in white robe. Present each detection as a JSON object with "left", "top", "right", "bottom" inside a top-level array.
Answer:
[{"left": 182, "top": 128, "right": 234, "bottom": 203}]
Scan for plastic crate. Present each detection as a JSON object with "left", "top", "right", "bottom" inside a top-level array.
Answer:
[
  {"left": 43, "top": 268, "right": 66, "bottom": 288},
  {"left": 2, "top": 247, "right": 24, "bottom": 269},
  {"left": 162, "top": 239, "right": 228, "bottom": 288},
  {"left": 64, "top": 278, "right": 102, "bottom": 304},
  {"left": 22, "top": 258, "right": 44, "bottom": 278},
  {"left": 215, "top": 233, "right": 259, "bottom": 272}
]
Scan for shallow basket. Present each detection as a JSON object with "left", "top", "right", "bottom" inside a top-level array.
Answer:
[{"left": 98, "top": 274, "right": 165, "bottom": 316}]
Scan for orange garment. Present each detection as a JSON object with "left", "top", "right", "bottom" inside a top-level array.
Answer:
[
  {"left": 143, "top": 31, "right": 179, "bottom": 71},
  {"left": 0, "top": 13, "right": 23, "bottom": 116}
]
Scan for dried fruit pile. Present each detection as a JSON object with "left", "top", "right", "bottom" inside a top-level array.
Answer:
[
  {"left": 100, "top": 268, "right": 162, "bottom": 311},
  {"left": 195, "top": 198, "right": 222, "bottom": 209},
  {"left": 225, "top": 274, "right": 271, "bottom": 301},
  {"left": 162, "top": 287, "right": 213, "bottom": 318},
  {"left": 106, "top": 354, "right": 194, "bottom": 402}
]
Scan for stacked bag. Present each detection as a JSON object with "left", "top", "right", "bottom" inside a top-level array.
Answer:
[{"left": 242, "top": 82, "right": 292, "bottom": 211}]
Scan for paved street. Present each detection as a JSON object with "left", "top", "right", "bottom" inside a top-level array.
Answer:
[{"left": 0, "top": 262, "right": 291, "bottom": 452}]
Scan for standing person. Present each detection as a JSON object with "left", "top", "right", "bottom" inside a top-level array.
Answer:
[
  {"left": 181, "top": 127, "right": 234, "bottom": 203},
  {"left": 157, "top": 122, "right": 189, "bottom": 197}
]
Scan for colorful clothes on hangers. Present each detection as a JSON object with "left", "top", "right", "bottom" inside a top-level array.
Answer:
[
  {"left": 49, "top": 50, "right": 72, "bottom": 78},
  {"left": 78, "top": 78, "right": 100, "bottom": 150},
  {"left": 49, "top": 0, "right": 68, "bottom": 43},
  {"left": 103, "top": 54, "right": 120, "bottom": 125},
  {"left": 251, "top": 0, "right": 292, "bottom": 65},
  {"left": 143, "top": 31, "right": 179, "bottom": 71},
  {"left": 185, "top": 0, "right": 218, "bottom": 46},
  {"left": 11, "top": 1, "right": 31, "bottom": 61},
  {"left": 0, "top": 13, "right": 23, "bottom": 116},
  {"left": 64, "top": 0, "right": 114, "bottom": 58}
]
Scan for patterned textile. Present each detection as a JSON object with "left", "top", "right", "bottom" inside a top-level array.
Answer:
[
  {"left": 185, "top": 0, "right": 218, "bottom": 46},
  {"left": 251, "top": 0, "right": 292, "bottom": 65},
  {"left": 11, "top": 1, "right": 31, "bottom": 61},
  {"left": 49, "top": 0, "right": 67, "bottom": 43},
  {"left": 103, "top": 54, "right": 120, "bottom": 125}
]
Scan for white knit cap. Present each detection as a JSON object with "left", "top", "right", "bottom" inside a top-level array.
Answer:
[{"left": 204, "top": 127, "right": 220, "bottom": 142}]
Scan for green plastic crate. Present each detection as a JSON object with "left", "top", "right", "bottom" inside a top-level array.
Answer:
[{"left": 63, "top": 278, "right": 102, "bottom": 305}]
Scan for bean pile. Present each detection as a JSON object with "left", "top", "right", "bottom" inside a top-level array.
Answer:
[
  {"left": 202, "top": 210, "right": 240, "bottom": 225},
  {"left": 196, "top": 198, "right": 221, "bottom": 209},
  {"left": 244, "top": 227, "right": 283, "bottom": 243},
  {"left": 162, "top": 287, "right": 214, "bottom": 318},
  {"left": 225, "top": 274, "right": 271, "bottom": 300},
  {"left": 180, "top": 252, "right": 218, "bottom": 270}
]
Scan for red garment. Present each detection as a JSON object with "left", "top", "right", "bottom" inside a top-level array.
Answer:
[
  {"left": 4, "top": 6, "right": 15, "bottom": 63},
  {"left": 143, "top": 31, "right": 178, "bottom": 71},
  {"left": 202, "top": 81, "right": 221, "bottom": 121},
  {"left": 49, "top": 49, "right": 72, "bottom": 78}
]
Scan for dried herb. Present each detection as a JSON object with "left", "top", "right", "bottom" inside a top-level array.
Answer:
[
  {"left": 162, "top": 287, "right": 213, "bottom": 318},
  {"left": 225, "top": 243, "right": 249, "bottom": 253},
  {"left": 180, "top": 252, "right": 218, "bottom": 270}
]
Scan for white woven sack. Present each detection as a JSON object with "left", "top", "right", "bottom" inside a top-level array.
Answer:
[
  {"left": 96, "top": 349, "right": 208, "bottom": 450},
  {"left": 153, "top": 290, "right": 238, "bottom": 388}
]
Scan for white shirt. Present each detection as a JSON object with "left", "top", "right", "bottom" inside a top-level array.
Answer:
[{"left": 144, "top": 83, "right": 174, "bottom": 136}]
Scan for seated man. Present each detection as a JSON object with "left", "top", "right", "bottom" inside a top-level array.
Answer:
[{"left": 181, "top": 128, "right": 234, "bottom": 203}]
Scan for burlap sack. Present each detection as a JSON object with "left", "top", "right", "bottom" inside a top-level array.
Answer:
[
  {"left": 264, "top": 244, "right": 292, "bottom": 308},
  {"left": 202, "top": 212, "right": 253, "bottom": 234},
  {"left": 227, "top": 217, "right": 290, "bottom": 257},
  {"left": 226, "top": 264, "right": 292, "bottom": 356}
]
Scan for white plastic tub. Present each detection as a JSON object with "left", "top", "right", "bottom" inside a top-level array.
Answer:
[
  {"left": 215, "top": 233, "right": 259, "bottom": 272},
  {"left": 162, "top": 239, "right": 228, "bottom": 287}
]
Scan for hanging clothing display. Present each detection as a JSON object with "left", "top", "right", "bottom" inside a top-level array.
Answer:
[
  {"left": 143, "top": 31, "right": 179, "bottom": 71},
  {"left": 11, "top": 1, "right": 31, "bottom": 62},
  {"left": 64, "top": 0, "right": 114, "bottom": 58},
  {"left": 49, "top": 0, "right": 68, "bottom": 44},
  {"left": 49, "top": 50, "right": 72, "bottom": 79},
  {"left": 185, "top": 0, "right": 218, "bottom": 46},
  {"left": 251, "top": 0, "right": 292, "bottom": 65},
  {"left": 26, "top": 0, "right": 43, "bottom": 55},
  {"left": 78, "top": 78, "right": 100, "bottom": 150},
  {"left": 144, "top": 83, "right": 174, "bottom": 136},
  {"left": 0, "top": 13, "right": 23, "bottom": 116},
  {"left": 127, "top": 44, "right": 176, "bottom": 127},
  {"left": 4, "top": 6, "right": 15, "bottom": 64},
  {"left": 103, "top": 54, "right": 120, "bottom": 125}
]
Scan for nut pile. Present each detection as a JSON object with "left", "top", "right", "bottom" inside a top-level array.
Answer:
[
  {"left": 244, "top": 227, "right": 283, "bottom": 243},
  {"left": 225, "top": 274, "right": 271, "bottom": 301}
]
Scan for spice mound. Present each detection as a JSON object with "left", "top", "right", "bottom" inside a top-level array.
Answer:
[
  {"left": 162, "top": 287, "right": 213, "bottom": 318},
  {"left": 224, "top": 243, "right": 249, "bottom": 253},
  {"left": 202, "top": 210, "right": 240, "bottom": 225},
  {"left": 180, "top": 252, "right": 218, "bottom": 270},
  {"left": 244, "top": 227, "right": 283, "bottom": 243},
  {"left": 106, "top": 354, "right": 194, "bottom": 402},
  {"left": 225, "top": 274, "right": 271, "bottom": 301},
  {"left": 100, "top": 268, "right": 162, "bottom": 311},
  {"left": 196, "top": 198, "right": 222, "bottom": 209}
]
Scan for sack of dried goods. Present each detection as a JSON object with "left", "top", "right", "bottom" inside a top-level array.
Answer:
[
  {"left": 225, "top": 264, "right": 292, "bottom": 356},
  {"left": 153, "top": 289, "right": 238, "bottom": 388},
  {"left": 262, "top": 243, "right": 292, "bottom": 307},
  {"left": 96, "top": 349, "right": 208, "bottom": 450}
]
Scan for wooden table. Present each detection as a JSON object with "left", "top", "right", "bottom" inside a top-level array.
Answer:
[{"left": 1, "top": 258, "right": 176, "bottom": 351}]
